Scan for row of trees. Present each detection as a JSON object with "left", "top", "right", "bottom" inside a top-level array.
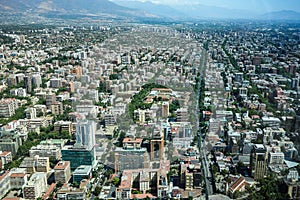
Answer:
[{"left": 128, "top": 83, "right": 167, "bottom": 119}]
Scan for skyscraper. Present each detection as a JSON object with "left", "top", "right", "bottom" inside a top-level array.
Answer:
[
  {"left": 250, "top": 144, "right": 267, "bottom": 180},
  {"left": 76, "top": 120, "right": 96, "bottom": 150},
  {"left": 24, "top": 75, "right": 32, "bottom": 93}
]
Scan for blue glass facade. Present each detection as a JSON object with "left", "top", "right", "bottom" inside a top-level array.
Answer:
[{"left": 61, "top": 146, "right": 95, "bottom": 171}]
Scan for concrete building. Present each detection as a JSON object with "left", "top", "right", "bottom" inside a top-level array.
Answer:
[
  {"left": 0, "top": 171, "right": 10, "bottom": 199},
  {"left": 285, "top": 169, "right": 300, "bottom": 199},
  {"left": 116, "top": 164, "right": 169, "bottom": 200},
  {"left": 40, "top": 139, "right": 67, "bottom": 149},
  {"left": 104, "top": 113, "right": 116, "bottom": 126},
  {"left": 23, "top": 172, "right": 47, "bottom": 200},
  {"left": 75, "top": 104, "right": 98, "bottom": 118},
  {"left": 24, "top": 75, "right": 32, "bottom": 93},
  {"left": 268, "top": 152, "right": 284, "bottom": 165},
  {"left": 45, "top": 93, "right": 56, "bottom": 108},
  {"left": 29, "top": 144, "right": 61, "bottom": 160},
  {"left": 161, "top": 102, "right": 169, "bottom": 117},
  {"left": 150, "top": 130, "right": 164, "bottom": 161},
  {"left": 56, "top": 187, "right": 86, "bottom": 200},
  {"left": 134, "top": 109, "right": 153, "bottom": 124},
  {"left": 51, "top": 101, "right": 64, "bottom": 116},
  {"left": 176, "top": 108, "right": 188, "bottom": 122},
  {"left": 115, "top": 138, "right": 150, "bottom": 172},
  {"left": 54, "top": 161, "right": 71, "bottom": 184},
  {"left": 9, "top": 168, "right": 27, "bottom": 189},
  {"left": 50, "top": 78, "right": 63, "bottom": 88},
  {"left": 0, "top": 131, "right": 22, "bottom": 156},
  {"left": 262, "top": 117, "right": 281, "bottom": 128},
  {"left": 25, "top": 108, "right": 37, "bottom": 119},
  {"left": 20, "top": 156, "right": 50, "bottom": 174},
  {"left": 0, "top": 151, "right": 12, "bottom": 169},
  {"left": 10, "top": 88, "right": 27, "bottom": 97},
  {"left": 0, "top": 98, "right": 19, "bottom": 118},
  {"left": 54, "top": 121, "right": 73, "bottom": 134}
]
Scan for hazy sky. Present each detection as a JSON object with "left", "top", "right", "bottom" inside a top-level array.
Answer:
[{"left": 115, "top": 0, "right": 300, "bottom": 13}]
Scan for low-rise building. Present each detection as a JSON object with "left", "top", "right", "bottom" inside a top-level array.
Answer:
[
  {"left": 29, "top": 144, "right": 61, "bottom": 160},
  {"left": 23, "top": 172, "right": 47, "bottom": 200},
  {"left": 0, "top": 131, "right": 22, "bottom": 156},
  {"left": 54, "top": 121, "right": 73, "bottom": 134},
  {"left": 72, "top": 165, "right": 92, "bottom": 183},
  {"left": 20, "top": 156, "right": 50, "bottom": 174},
  {"left": 56, "top": 186, "right": 86, "bottom": 200},
  {"left": 9, "top": 168, "right": 27, "bottom": 189},
  {"left": 54, "top": 161, "right": 71, "bottom": 184}
]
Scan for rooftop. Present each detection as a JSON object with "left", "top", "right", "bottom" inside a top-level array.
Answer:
[
  {"left": 123, "top": 137, "right": 143, "bottom": 144},
  {"left": 73, "top": 165, "right": 92, "bottom": 175},
  {"left": 54, "top": 161, "right": 70, "bottom": 170}
]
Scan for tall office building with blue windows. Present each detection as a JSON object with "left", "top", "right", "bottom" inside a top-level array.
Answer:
[{"left": 62, "top": 120, "right": 97, "bottom": 171}]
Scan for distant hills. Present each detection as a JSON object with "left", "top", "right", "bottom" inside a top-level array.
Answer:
[
  {"left": 259, "top": 10, "right": 300, "bottom": 21},
  {"left": 0, "top": 0, "right": 300, "bottom": 22},
  {"left": 0, "top": 0, "right": 158, "bottom": 21},
  {"left": 113, "top": 0, "right": 186, "bottom": 20}
]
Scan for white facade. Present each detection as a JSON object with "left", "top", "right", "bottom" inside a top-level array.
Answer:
[
  {"left": 23, "top": 172, "right": 47, "bottom": 200},
  {"left": 76, "top": 120, "right": 96, "bottom": 150}
]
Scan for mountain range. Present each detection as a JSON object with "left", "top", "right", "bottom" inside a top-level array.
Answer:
[{"left": 0, "top": 0, "right": 300, "bottom": 22}]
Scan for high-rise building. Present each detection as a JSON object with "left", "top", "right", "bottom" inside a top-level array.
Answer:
[
  {"left": 161, "top": 102, "right": 169, "bottom": 117},
  {"left": 24, "top": 75, "right": 32, "bottom": 93},
  {"left": 0, "top": 171, "right": 10, "bottom": 199},
  {"left": 176, "top": 108, "right": 188, "bottom": 122},
  {"left": 114, "top": 138, "right": 150, "bottom": 172},
  {"left": 76, "top": 120, "right": 96, "bottom": 150},
  {"left": 49, "top": 78, "right": 63, "bottom": 88},
  {"left": 150, "top": 130, "right": 164, "bottom": 161},
  {"left": 250, "top": 144, "right": 267, "bottom": 180},
  {"left": 32, "top": 73, "right": 42, "bottom": 88},
  {"left": 51, "top": 101, "right": 64, "bottom": 116},
  {"left": 0, "top": 98, "right": 19, "bottom": 118},
  {"left": 25, "top": 107, "right": 37, "bottom": 119}
]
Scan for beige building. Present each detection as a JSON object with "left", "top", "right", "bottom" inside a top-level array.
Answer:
[
  {"left": 54, "top": 161, "right": 71, "bottom": 184},
  {"left": 54, "top": 121, "right": 73, "bottom": 134},
  {"left": 51, "top": 102, "right": 64, "bottom": 115},
  {"left": 20, "top": 156, "right": 50, "bottom": 174}
]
